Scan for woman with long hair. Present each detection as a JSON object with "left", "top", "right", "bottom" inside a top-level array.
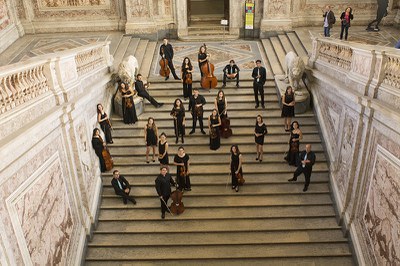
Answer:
[
  {"left": 158, "top": 132, "right": 169, "bottom": 167},
  {"left": 254, "top": 115, "right": 268, "bottom": 162},
  {"left": 208, "top": 109, "right": 222, "bottom": 150},
  {"left": 281, "top": 86, "right": 295, "bottom": 131},
  {"left": 198, "top": 45, "right": 208, "bottom": 78},
  {"left": 230, "top": 144, "right": 243, "bottom": 192},
  {"left": 170, "top": 98, "right": 186, "bottom": 144},
  {"left": 285, "top": 121, "right": 303, "bottom": 166},
  {"left": 92, "top": 128, "right": 106, "bottom": 172},
  {"left": 97, "top": 103, "right": 113, "bottom": 144},
  {"left": 340, "top": 7, "right": 354, "bottom": 40},
  {"left": 144, "top": 117, "right": 158, "bottom": 163},
  {"left": 173, "top": 146, "right": 191, "bottom": 191},
  {"left": 119, "top": 82, "right": 138, "bottom": 125},
  {"left": 214, "top": 90, "right": 227, "bottom": 119},
  {"left": 181, "top": 57, "right": 193, "bottom": 99}
]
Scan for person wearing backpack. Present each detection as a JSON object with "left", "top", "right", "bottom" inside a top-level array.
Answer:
[{"left": 323, "top": 5, "right": 336, "bottom": 37}]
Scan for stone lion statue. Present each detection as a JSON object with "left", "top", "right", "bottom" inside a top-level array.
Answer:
[
  {"left": 118, "top": 55, "right": 139, "bottom": 87},
  {"left": 284, "top": 51, "right": 305, "bottom": 90}
]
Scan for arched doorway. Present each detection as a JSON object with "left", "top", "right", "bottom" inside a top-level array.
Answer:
[{"left": 187, "top": 0, "right": 229, "bottom": 26}]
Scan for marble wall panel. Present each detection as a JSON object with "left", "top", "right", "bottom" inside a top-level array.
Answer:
[{"left": 0, "top": 0, "right": 11, "bottom": 30}]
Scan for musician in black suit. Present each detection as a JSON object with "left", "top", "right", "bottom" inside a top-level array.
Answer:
[
  {"left": 155, "top": 166, "right": 177, "bottom": 219},
  {"left": 159, "top": 38, "right": 180, "bottom": 81},
  {"left": 222, "top": 60, "right": 240, "bottom": 88},
  {"left": 135, "top": 74, "right": 163, "bottom": 108},
  {"left": 111, "top": 170, "right": 137, "bottom": 204},
  {"left": 288, "top": 144, "right": 316, "bottom": 192},
  {"left": 251, "top": 60, "right": 267, "bottom": 109},
  {"left": 188, "top": 88, "right": 207, "bottom": 134}
]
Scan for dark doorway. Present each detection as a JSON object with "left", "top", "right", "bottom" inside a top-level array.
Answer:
[{"left": 188, "top": 0, "right": 229, "bottom": 25}]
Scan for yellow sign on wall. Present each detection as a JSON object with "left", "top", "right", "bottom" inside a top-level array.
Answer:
[{"left": 245, "top": 0, "right": 255, "bottom": 30}]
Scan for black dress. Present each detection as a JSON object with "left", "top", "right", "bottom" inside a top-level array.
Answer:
[
  {"left": 231, "top": 153, "right": 243, "bottom": 187},
  {"left": 209, "top": 115, "right": 220, "bottom": 150},
  {"left": 286, "top": 132, "right": 300, "bottom": 166},
  {"left": 281, "top": 94, "right": 295, "bottom": 117},
  {"left": 146, "top": 126, "right": 157, "bottom": 146},
  {"left": 174, "top": 154, "right": 191, "bottom": 190},
  {"left": 99, "top": 112, "right": 113, "bottom": 143},
  {"left": 92, "top": 137, "right": 106, "bottom": 172},
  {"left": 158, "top": 141, "right": 169, "bottom": 165},
  {"left": 217, "top": 99, "right": 226, "bottom": 119},
  {"left": 171, "top": 107, "right": 185, "bottom": 138},
  {"left": 255, "top": 122, "right": 268, "bottom": 145},
  {"left": 198, "top": 53, "right": 207, "bottom": 77},
  {"left": 122, "top": 90, "right": 138, "bottom": 124},
  {"left": 182, "top": 64, "right": 193, "bottom": 98}
]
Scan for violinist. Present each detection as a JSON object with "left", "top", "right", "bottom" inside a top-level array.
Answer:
[
  {"left": 155, "top": 166, "right": 177, "bottom": 219},
  {"left": 230, "top": 144, "right": 243, "bottom": 192},
  {"left": 159, "top": 38, "right": 181, "bottom": 81},
  {"left": 181, "top": 57, "right": 193, "bottom": 100},
  {"left": 135, "top": 74, "right": 163, "bottom": 108},
  {"left": 170, "top": 98, "right": 186, "bottom": 144},
  {"left": 173, "top": 146, "right": 191, "bottom": 191},
  {"left": 222, "top": 60, "right": 240, "bottom": 88},
  {"left": 208, "top": 109, "right": 221, "bottom": 151},
  {"left": 119, "top": 82, "right": 138, "bottom": 125},
  {"left": 198, "top": 45, "right": 208, "bottom": 78},
  {"left": 91, "top": 128, "right": 107, "bottom": 173},
  {"left": 251, "top": 60, "right": 267, "bottom": 109},
  {"left": 188, "top": 88, "right": 206, "bottom": 135},
  {"left": 97, "top": 103, "right": 113, "bottom": 144}
]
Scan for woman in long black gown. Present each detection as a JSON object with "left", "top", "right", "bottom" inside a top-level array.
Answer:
[
  {"left": 230, "top": 144, "right": 243, "bottom": 192},
  {"left": 281, "top": 86, "right": 295, "bottom": 131},
  {"left": 158, "top": 132, "right": 169, "bottom": 167},
  {"left": 97, "top": 103, "right": 113, "bottom": 144},
  {"left": 254, "top": 115, "right": 268, "bottom": 162},
  {"left": 92, "top": 128, "right": 106, "bottom": 173},
  {"left": 181, "top": 57, "right": 193, "bottom": 100},
  {"left": 214, "top": 90, "right": 227, "bottom": 119},
  {"left": 120, "top": 82, "right": 138, "bottom": 125},
  {"left": 170, "top": 98, "right": 186, "bottom": 144},
  {"left": 208, "top": 109, "right": 221, "bottom": 150},
  {"left": 285, "top": 121, "right": 303, "bottom": 166},
  {"left": 173, "top": 146, "right": 191, "bottom": 191}
]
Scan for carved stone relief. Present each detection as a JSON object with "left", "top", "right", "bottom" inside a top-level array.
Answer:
[
  {"left": 164, "top": 0, "right": 171, "bottom": 16},
  {"left": 352, "top": 53, "right": 371, "bottom": 77},
  {"left": 0, "top": 0, "right": 11, "bottom": 31},
  {"left": 130, "top": 0, "right": 149, "bottom": 17},
  {"left": 39, "top": 0, "right": 108, "bottom": 9},
  {"left": 267, "top": 0, "right": 288, "bottom": 16}
]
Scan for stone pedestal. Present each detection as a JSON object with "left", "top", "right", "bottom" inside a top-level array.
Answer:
[{"left": 275, "top": 74, "right": 310, "bottom": 114}]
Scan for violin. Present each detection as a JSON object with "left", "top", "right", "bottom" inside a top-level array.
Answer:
[
  {"left": 236, "top": 172, "right": 245, "bottom": 186},
  {"left": 185, "top": 72, "right": 192, "bottom": 85},
  {"left": 200, "top": 44, "right": 218, "bottom": 90},
  {"left": 125, "top": 97, "right": 133, "bottom": 108},
  {"left": 159, "top": 47, "right": 170, "bottom": 77}
]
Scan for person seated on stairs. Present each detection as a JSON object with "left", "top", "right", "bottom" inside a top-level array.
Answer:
[
  {"left": 134, "top": 74, "right": 164, "bottom": 108},
  {"left": 222, "top": 59, "right": 240, "bottom": 88},
  {"left": 111, "top": 170, "right": 137, "bottom": 205},
  {"left": 288, "top": 144, "right": 316, "bottom": 192},
  {"left": 188, "top": 88, "right": 206, "bottom": 134},
  {"left": 155, "top": 166, "right": 177, "bottom": 219}
]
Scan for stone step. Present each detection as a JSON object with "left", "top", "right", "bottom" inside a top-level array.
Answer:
[
  {"left": 85, "top": 243, "right": 351, "bottom": 261},
  {"left": 188, "top": 29, "right": 229, "bottom": 36},
  {"left": 89, "top": 229, "right": 347, "bottom": 246},
  {"left": 270, "top": 36, "right": 287, "bottom": 70},
  {"left": 261, "top": 39, "right": 284, "bottom": 75},
  {"left": 147, "top": 87, "right": 277, "bottom": 97},
  {"left": 112, "top": 36, "right": 132, "bottom": 70},
  {"left": 133, "top": 39, "right": 149, "bottom": 69},
  {"left": 146, "top": 79, "right": 276, "bottom": 88},
  {"left": 286, "top": 32, "right": 308, "bottom": 58},
  {"left": 142, "top": 94, "right": 283, "bottom": 103},
  {"left": 278, "top": 34, "right": 296, "bottom": 55},
  {"left": 138, "top": 41, "right": 157, "bottom": 78},
  {"left": 122, "top": 37, "right": 140, "bottom": 59},
  {"left": 98, "top": 205, "right": 337, "bottom": 221},
  {"left": 179, "top": 35, "right": 239, "bottom": 42}
]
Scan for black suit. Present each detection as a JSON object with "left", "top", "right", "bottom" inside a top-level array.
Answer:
[
  {"left": 135, "top": 80, "right": 160, "bottom": 107},
  {"left": 155, "top": 173, "right": 176, "bottom": 215},
  {"left": 111, "top": 176, "right": 136, "bottom": 204},
  {"left": 292, "top": 150, "right": 316, "bottom": 189},
  {"left": 188, "top": 94, "right": 206, "bottom": 132},
  {"left": 160, "top": 43, "right": 179, "bottom": 79},
  {"left": 251, "top": 66, "right": 267, "bottom": 107},
  {"left": 222, "top": 64, "right": 240, "bottom": 86}
]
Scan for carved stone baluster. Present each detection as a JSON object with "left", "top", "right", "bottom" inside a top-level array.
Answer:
[
  {"left": 5, "top": 75, "right": 15, "bottom": 109},
  {"left": 0, "top": 77, "right": 8, "bottom": 113}
]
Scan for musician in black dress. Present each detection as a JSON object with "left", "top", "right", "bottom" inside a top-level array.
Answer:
[
  {"left": 144, "top": 117, "right": 158, "bottom": 163},
  {"left": 288, "top": 144, "right": 316, "bottom": 192},
  {"left": 254, "top": 115, "right": 268, "bottom": 162},
  {"left": 170, "top": 98, "right": 186, "bottom": 144},
  {"left": 159, "top": 38, "right": 180, "bottom": 80},
  {"left": 222, "top": 59, "right": 240, "bottom": 88},
  {"left": 155, "top": 166, "right": 177, "bottom": 219},
  {"left": 158, "top": 132, "right": 169, "bottom": 166},
  {"left": 97, "top": 103, "right": 113, "bottom": 144},
  {"left": 111, "top": 170, "right": 136, "bottom": 205},
  {"left": 251, "top": 60, "right": 267, "bottom": 109},
  {"left": 285, "top": 121, "right": 303, "bottom": 166},
  {"left": 119, "top": 82, "right": 138, "bottom": 125},
  {"left": 198, "top": 45, "right": 208, "bottom": 78},
  {"left": 230, "top": 144, "right": 243, "bottom": 192},
  {"left": 188, "top": 88, "right": 206, "bottom": 134},
  {"left": 181, "top": 57, "right": 193, "bottom": 99},
  {"left": 91, "top": 128, "right": 106, "bottom": 173},
  {"left": 173, "top": 146, "right": 191, "bottom": 191},
  {"left": 214, "top": 90, "right": 227, "bottom": 119},
  {"left": 281, "top": 86, "right": 295, "bottom": 131},
  {"left": 135, "top": 74, "right": 163, "bottom": 108},
  {"left": 208, "top": 109, "right": 222, "bottom": 151}
]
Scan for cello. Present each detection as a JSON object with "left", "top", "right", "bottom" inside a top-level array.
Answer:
[
  {"left": 170, "top": 165, "right": 185, "bottom": 215},
  {"left": 200, "top": 44, "right": 218, "bottom": 90},
  {"left": 100, "top": 136, "right": 113, "bottom": 171},
  {"left": 159, "top": 47, "right": 170, "bottom": 77}
]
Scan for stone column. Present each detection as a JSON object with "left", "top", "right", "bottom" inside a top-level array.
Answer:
[
  {"left": 260, "top": 0, "right": 292, "bottom": 36},
  {"left": 175, "top": 0, "right": 188, "bottom": 37},
  {"left": 229, "top": 0, "right": 242, "bottom": 36},
  {"left": 125, "top": 0, "right": 157, "bottom": 36}
]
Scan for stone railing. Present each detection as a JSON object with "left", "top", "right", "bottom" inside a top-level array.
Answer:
[
  {"left": 382, "top": 52, "right": 400, "bottom": 88},
  {"left": 0, "top": 41, "right": 112, "bottom": 115}
]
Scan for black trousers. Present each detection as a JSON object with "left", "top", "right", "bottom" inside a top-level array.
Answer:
[
  {"left": 115, "top": 188, "right": 135, "bottom": 204},
  {"left": 253, "top": 82, "right": 265, "bottom": 106},
  {"left": 183, "top": 83, "right": 192, "bottom": 98},
  {"left": 160, "top": 195, "right": 170, "bottom": 214},
  {"left": 340, "top": 24, "right": 349, "bottom": 40},
  {"left": 138, "top": 91, "right": 159, "bottom": 107},
  {"left": 223, "top": 72, "right": 240, "bottom": 85},
  {"left": 167, "top": 59, "right": 179, "bottom": 79},
  {"left": 192, "top": 114, "right": 204, "bottom": 131},
  {"left": 293, "top": 166, "right": 312, "bottom": 188}
]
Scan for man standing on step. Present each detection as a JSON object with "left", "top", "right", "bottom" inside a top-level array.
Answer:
[
  {"left": 222, "top": 59, "right": 240, "bottom": 88},
  {"left": 111, "top": 170, "right": 137, "bottom": 205},
  {"left": 135, "top": 74, "right": 164, "bottom": 108},
  {"left": 159, "top": 38, "right": 181, "bottom": 81},
  {"left": 288, "top": 144, "right": 316, "bottom": 192},
  {"left": 251, "top": 60, "right": 267, "bottom": 109},
  {"left": 188, "top": 88, "right": 207, "bottom": 134},
  {"left": 155, "top": 166, "right": 177, "bottom": 219},
  {"left": 322, "top": 5, "right": 336, "bottom": 37}
]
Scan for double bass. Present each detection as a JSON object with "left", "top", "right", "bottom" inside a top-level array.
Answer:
[
  {"left": 159, "top": 47, "right": 170, "bottom": 77},
  {"left": 200, "top": 44, "right": 218, "bottom": 90}
]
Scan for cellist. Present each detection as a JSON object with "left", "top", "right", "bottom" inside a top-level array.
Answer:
[{"left": 159, "top": 38, "right": 181, "bottom": 81}]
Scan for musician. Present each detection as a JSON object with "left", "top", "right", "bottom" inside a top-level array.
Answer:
[
  {"left": 135, "top": 74, "right": 163, "bottom": 108},
  {"left": 97, "top": 103, "right": 113, "bottom": 144},
  {"left": 119, "top": 82, "right": 138, "bottom": 125},
  {"left": 214, "top": 90, "right": 227, "bottom": 119},
  {"left": 251, "top": 60, "right": 267, "bottom": 109},
  {"left": 111, "top": 170, "right": 136, "bottom": 205},
  {"left": 158, "top": 132, "right": 169, "bottom": 167},
  {"left": 288, "top": 144, "right": 316, "bottom": 192},
  {"left": 181, "top": 57, "right": 193, "bottom": 99},
  {"left": 173, "top": 146, "right": 191, "bottom": 191},
  {"left": 91, "top": 128, "right": 107, "bottom": 172},
  {"left": 170, "top": 98, "right": 186, "bottom": 144},
  {"left": 254, "top": 115, "right": 268, "bottom": 162},
  {"left": 145, "top": 117, "right": 158, "bottom": 163},
  {"left": 159, "top": 38, "right": 180, "bottom": 81},
  {"left": 198, "top": 45, "right": 208, "bottom": 78},
  {"left": 230, "top": 144, "right": 243, "bottom": 192},
  {"left": 208, "top": 109, "right": 221, "bottom": 150},
  {"left": 188, "top": 88, "right": 206, "bottom": 135},
  {"left": 222, "top": 60, "right": 240, "bottom": 88},
  {"left": 155, "top": 166, "right": 177, "bottom": 219}
]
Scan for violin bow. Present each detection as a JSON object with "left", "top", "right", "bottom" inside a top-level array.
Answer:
[{"left": 160, "top": 197, "right": 173, "bottom": 216}]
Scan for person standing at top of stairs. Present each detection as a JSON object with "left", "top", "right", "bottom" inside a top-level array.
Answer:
[{"left": 160, "top": 38, "right": 181, "bottom": 81}]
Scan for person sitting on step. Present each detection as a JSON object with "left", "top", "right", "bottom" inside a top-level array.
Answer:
[
  {"left": 111, "top": 169, "right": 137, "bottom": 205},
  {"left": 134, "top": 74, "right": 164, "bottom": 108},
  {"left": 288, "top": 144, "right": 316, "bottom": 192},
  {"left": 222, "top": 59, "right": 240, "bottom": 88}
]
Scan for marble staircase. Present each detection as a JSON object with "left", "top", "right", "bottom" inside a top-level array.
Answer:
[{"left": 85, "top": 35, "right": 354, "bottom": 264}]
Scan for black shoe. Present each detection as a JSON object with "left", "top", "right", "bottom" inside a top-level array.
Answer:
[
  {"left": 108, "top": 141, "right": 113, "bottom": 144},
  {"left": 175, "top": 77, "right": 181, "bottom": 80},
  {"left": 256, "top": 157, "right": 259, "bottom": 161},
  {"left": 259, "top": 159, "right": 262, "bottom": 162},
  {"left": 222, "top": 84, "right": 226, "bottom": 88},
  {"left": 157, "top": 103, "right": 164, "bottom": 108},
  {"left": 303, "top": 187, "right": 308, "bottom": 192},
  {"left": 165, "top": 76, "right": 169, "bottom": 81},
  {"left": 236, "top": 84, "right": 240, "bottom": 88},
  {"left": 201, "top": 130, "right": 206, "bottom": 134},
  {"left": 288, "top": 178, "right": 297, "bottom": 182},
  {"left": 123, "top": 200, "right": 128, "bottom": 205},
  {"left": 262, "top": 105, "right": 265, "bottom": 109},
  {"left": 175, "top": 138, "right": 178, "bottom": 144},
  {"left": 131, "top": 199, "right": 137, "bottom": 205},
  {"left": 235, "top": 186, "right": 239, "bottom": 192},
  {"left": 255, "top": 104, "right": 259, "bottom": 109},
  {"left": 232, "top": 186, "right": 235, "bottom": 189},
  {"left": 181, "top": 138, "right": 184, "bottom": 143},
  {"left": 189, "top": 130, "right": 195, "bottom": 135},
  {"left": 161, "top": 213, "right": 165, "bottom": 219},
  {"left": 184, "top": 188, "right": 191, "bottom": 191}
]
